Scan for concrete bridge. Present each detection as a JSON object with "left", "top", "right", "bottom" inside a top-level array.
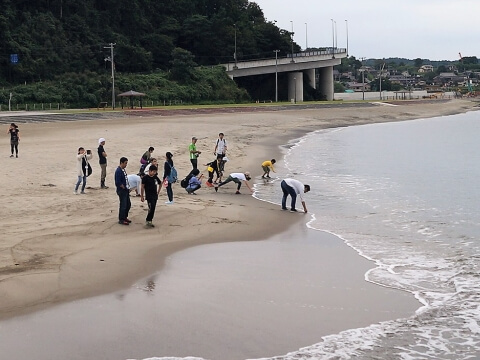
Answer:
[{"left": 222, "top": 48, "right": 348, "bottom": 102}]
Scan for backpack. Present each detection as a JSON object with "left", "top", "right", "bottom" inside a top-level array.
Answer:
[
  {"left": 82, "top": 156, "right": 93, "bottom": 177},
  {"left": 180, "top": 173, "right": 193, "bottom": 188},
  {"left": 167, "top": 163, "right": 178, "bottom": 183}
]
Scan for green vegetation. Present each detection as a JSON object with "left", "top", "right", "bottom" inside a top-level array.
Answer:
[{"left": 0, "top": 0, "right": 296, "bottom": 108}]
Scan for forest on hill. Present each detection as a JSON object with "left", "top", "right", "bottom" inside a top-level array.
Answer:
[{"left": 0, "top": 0, "right": 298, "bottom": 108}]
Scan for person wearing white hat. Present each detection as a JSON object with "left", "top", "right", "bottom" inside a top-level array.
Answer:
[
  {"left": 97, "top": 137, "right": 108, "bottom": 189},
  {"left": 214, "top": 171, "right": 253, "bottom": 194}
]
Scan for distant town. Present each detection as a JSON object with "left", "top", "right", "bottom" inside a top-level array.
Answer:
[{"left": 334, "top": 55, "right": 479, "bottom": 96}]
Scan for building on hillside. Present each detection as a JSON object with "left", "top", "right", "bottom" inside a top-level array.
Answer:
[
  {"left": 346, "top": 81, "right": 371, "bottom": 92},
  {"left": 389, "top": 74, "right": 414, "bottom": 87},
  {"left": 418, "top": 65, "right": 434, "bottom": 73},
  {"left": 434, "top": 72, "right": 467, "bottom": 86}
]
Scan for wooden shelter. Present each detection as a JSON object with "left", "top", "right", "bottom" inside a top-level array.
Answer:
[{"left": 118, "top": 90, "right": 146, "bottom": 109}]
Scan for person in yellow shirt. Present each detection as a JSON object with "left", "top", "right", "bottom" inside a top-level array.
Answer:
[{"left": 261, "top": 159, "right": 276, "bottom": 178}]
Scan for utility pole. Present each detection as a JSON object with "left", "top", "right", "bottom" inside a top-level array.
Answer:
[{"left": 104, "top": 43, "right": 116, "bottom": 109}]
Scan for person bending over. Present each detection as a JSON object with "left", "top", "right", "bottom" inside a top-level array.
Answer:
[
  {"left": 215, "top": 172, "right": 253, "bottom": 194},
  {"left": 280, "top": 178, "right": 310, "bottom": 213}
]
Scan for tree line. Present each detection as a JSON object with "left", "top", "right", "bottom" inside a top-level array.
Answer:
[{"left": 0, "top": 0, "right": 298, "bottom": 107}]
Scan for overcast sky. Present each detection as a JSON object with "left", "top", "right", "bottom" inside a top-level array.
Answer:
[{"left": 254, "top": 0, "right": 478, "bottom": 61}]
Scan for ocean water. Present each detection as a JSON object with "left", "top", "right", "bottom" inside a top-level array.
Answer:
[{"left": 249, "top": 110, "right": 480, "bottom": 359}]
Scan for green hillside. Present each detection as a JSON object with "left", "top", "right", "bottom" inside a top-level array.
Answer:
[{"left": 0, "top": 0, "right": 297, "bottom": 108}]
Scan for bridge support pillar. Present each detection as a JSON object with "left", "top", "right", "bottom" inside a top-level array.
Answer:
[
  {"left": 288, "top": 72, "right": 303, "bottom": 103},
  {"left": 318, "top": 66, "right": 334, "bottom": 101},
  {"left": 305, "top": 69, "right": 316, "bottom": 89}
]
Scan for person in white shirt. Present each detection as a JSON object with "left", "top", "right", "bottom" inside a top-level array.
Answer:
[
  {"left": 127, "top": 174, "right": 143, "bottom": 196},
  {"left": 214, "top": 132, "right": 227, "bottom": 158},
  {"left": 143, "top": 158, "right": 158, "bottom": 175},
  {"left": 281, "top": 178, "right": 310, "bottom": 213},
  {"left": 215, "top": 172, "right": 253, "bottom": 194}
]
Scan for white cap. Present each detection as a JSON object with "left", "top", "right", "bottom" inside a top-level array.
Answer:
[{"left": 98, "top": 138, "right": 106, "bottom": 144}]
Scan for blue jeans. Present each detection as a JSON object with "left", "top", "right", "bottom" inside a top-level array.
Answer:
[
  {"left": 75, "top": 175, "right": 87, "bottom": 192},
  {"left": 281, "top": 180, "right": 297, "bottom": 210},
  {"left": 117, "top": 188, "right": 131, "bottom": 221}
]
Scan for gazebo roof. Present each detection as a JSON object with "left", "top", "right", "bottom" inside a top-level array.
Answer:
[{"left": 118, "top": 90, "right": 146, "bottom": 97}]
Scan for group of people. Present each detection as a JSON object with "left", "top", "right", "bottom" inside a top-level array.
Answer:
[
  {"left": 75, "top": 132, "right": 310, "bottom": 228},
  {"left": 74, "top": 137, "right": 109, "bottom": 195}
]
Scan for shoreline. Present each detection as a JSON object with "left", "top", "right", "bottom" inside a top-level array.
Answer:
[{"left": 0, "top": 99, "right": 477, "bottom": 323}]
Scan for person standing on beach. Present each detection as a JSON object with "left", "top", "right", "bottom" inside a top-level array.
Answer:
[
  {"left": 98, "top": 138, "right": 109, "bottom": 189},
  {"left": 141, "top": 164, "right": 161, "bottom": 228},
  {"left": 74, "top": 147, "right": 93, "bottom": 194},
  {"left": 213, "top": 132, "right": 227, "bottom": 159},
  {"left": 163, "top": 152, "right": 175, "bottom": 204},
  {"left": 215, "top": 172, "right": 253, "bottom": 194},
  {"left": 280, "top": 178, "right": 310, "bottom": 213},
  {"left": 7, "top": 123, "right": 20, "bottom": 158},
  {"left": 261, "top": 159, "right": 276, "bottom": 178},
  {"left": 189, "top": 136, "right": 201, "bottom": 170},
  {"left": 115, "top": 157, "right": 131, "bottom": 225}
]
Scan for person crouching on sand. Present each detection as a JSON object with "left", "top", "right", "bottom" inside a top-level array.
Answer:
[
  {"left": 74, "top": 147, "right": 93, "bottom": 194},
  {"left": 261, "top": 159, "right": 276, "bottom": 178},
  {"left": 186, "top": 168, "right": 204, "bottom": 195},
  {"left": 215, "top": 172, "right": 253, "bottom": 194},
  {"left": 280, "top": 178, "right": 310, "bottom": 213}
]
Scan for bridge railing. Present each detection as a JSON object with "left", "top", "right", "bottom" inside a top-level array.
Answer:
[{"left": 287, "top": 48, "right": 347, "bottom": 59}]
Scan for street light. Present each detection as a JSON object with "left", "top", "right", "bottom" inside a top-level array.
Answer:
[
  {"left": 305, "top": 22, "right": 308, "bottom": 50},
  {"left": 379, "top": 63, "right": 385, "bottom": 100},
  {"left": 334, "top": 20, "right": 337, "bottom": 49},
  {"left": 290, "top": 20, "right": 294, "bottom": 63},
  {"left": 234, "top": 23, "right": 238, "bottom": 69},
  {"left": 359, "top": 57, "right": 366, "bottom": 100},
  {"left": 345, "top": 20, "right": 349, "bottom": 56},
  {"left": 274, "top": 50, "right": 280, "bottom": 102},
  {"left": 330, "top": 19, "right": 335, "bottom": 58}
]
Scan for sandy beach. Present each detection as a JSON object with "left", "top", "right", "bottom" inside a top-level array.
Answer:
[{"left": 0, "top": 99, "right": 477, "bottom": 359}]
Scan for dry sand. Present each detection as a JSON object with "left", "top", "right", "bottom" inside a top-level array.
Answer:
[{"left": 0, "top": 99, "right": 477, "bottom": 356}]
